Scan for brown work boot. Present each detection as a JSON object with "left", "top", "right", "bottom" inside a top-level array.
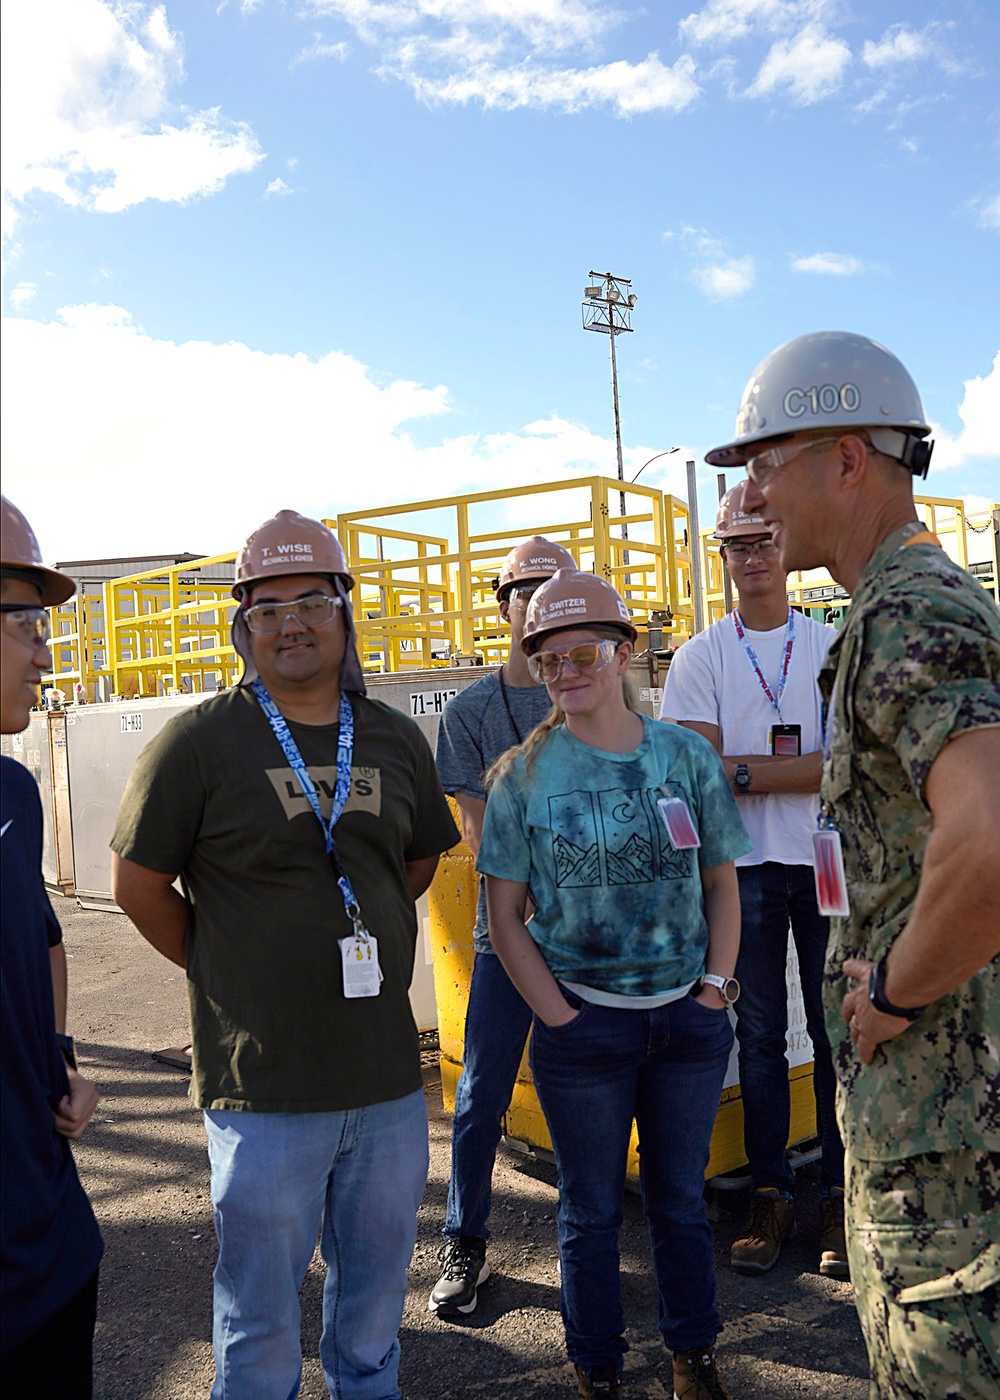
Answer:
[
  {"left": 574, "top": 1362, "right": 621, "bottom": 1397},
  {"left": 672, "top": 1346, "right": 732, "bottom": 1400},
  {"left": 730, "top": 1187, "right": 796, "bottom": 1275},
  {"left": 818, "top": 1188, "right": 849, "bottom": 1279}
]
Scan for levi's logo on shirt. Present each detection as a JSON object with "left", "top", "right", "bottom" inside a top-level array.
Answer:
[{"left": 265, "top": 766, "right": 382, "bottom": 822}]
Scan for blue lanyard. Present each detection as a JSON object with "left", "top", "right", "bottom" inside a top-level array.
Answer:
[
  {"left": 252, "top": 679, "right": 366, "bottom": 931},
  {"left": 732, "top": 608, "right": 795, "bottom": 721}
]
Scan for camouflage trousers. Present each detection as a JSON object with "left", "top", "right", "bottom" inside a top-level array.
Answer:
[{"left": 845, "top": 1145, "right": 1000, "bottom": 1399}]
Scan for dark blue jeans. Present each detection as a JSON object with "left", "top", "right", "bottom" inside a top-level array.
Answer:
[
  {"left": 530, "top": 992, "right": 734, "bottom": 1370},
  {"left": 735, "top": 862, "right": 843, "bottom": 1195},
  {"left": 444, "top": 949, "right": 534, "bottom": 1241}
]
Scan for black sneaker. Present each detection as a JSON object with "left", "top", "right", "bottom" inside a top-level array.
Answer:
[
  {"left": 574, "top": 1362, "right": 621, "bottom": 1397},
  {"left": 428, "top": 1236, "right": 490, "bottom": 1315}
]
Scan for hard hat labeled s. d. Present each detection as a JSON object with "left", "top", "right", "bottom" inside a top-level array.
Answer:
[
  {"left": 714, "top": 482, "right": 769, "bottom": 540},
  {"left": 521, "top": 569, "right": 637, "bottom": 653},
  {"left": 1, "top": 495, "right": 76, "bottom": 606},
  {"left": 233, "top": 509, "right": 353, "bottom": 598},
  {"left": 496, "top": 536, "right": 578, "bottom": 601},
  {"left": 706, "top": 331, "right": 933, "bottom": 476}
]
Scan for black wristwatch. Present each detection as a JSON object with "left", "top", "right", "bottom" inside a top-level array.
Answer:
[
  {"left": 733, "top": 763, "right": 752, "bottom": 794},
  {"left": 55, "top": 1033, "right": 77, "bottom": 1070},
  {"left": 868, "top": 954, "right": 926, "bottom": 1021}
]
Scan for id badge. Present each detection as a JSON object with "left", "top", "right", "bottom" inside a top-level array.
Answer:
[
  {"left": 811, "top": 828, "right": 849, "bottom": 916},
  {"left": 338, "top": 933, "right": 382, "bottom": 998},
  {"left": 769, "top": 723, "right": 801, "bottom": 756},
  {"left": 657, "top": 796, "right": 701, "bottom": 849}
]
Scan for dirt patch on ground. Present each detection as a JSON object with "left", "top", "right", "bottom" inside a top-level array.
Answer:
[{"left": 60, "top": 900, "right": 869, "bottom": 1399}]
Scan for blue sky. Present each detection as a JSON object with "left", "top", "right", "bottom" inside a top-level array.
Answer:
[{"left": 2, "top": 0, "right": 998, "bottom": 562}]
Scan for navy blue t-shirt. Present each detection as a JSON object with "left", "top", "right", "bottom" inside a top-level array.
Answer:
[{"left": 1, "top": 757, "right": 103, "bottom": 1355}]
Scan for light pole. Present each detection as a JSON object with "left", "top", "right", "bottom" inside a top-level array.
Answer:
[
  {"left": 630, "top": 446, "right": 681, "bottom": 483},
  {"left": 582, "top": 272, "right": 636, "bottom": 557}
]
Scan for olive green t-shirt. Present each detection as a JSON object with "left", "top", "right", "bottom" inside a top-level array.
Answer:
[{"left": 111, "top": 687, "right": 459, "bottom": 1112}]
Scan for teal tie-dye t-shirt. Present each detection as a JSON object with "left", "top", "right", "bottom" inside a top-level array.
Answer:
[{"left": 476, "top": 716, "right": 752, "bottom": 996}]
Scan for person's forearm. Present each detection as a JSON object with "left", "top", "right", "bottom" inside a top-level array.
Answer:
[
  {"left": 489, "top": 907, "right": 572, "bottom": 1025},
  {"left": 882, "top": 816, "right": 1000, "bottom": 1009},
  {"left": 725, "top": 750, "right": 823, "bottom": 795},
  {"left": 702, "top": 875, "right": 741, "bottom": 978},
  {"left": 406, "top": 855, "right": 439, "bottom": 900},
  {"left": 49, "top": 943, "right": 68, "bottom": 1034},
  {"left": 116, "top": 883, "right": 190, "bottom": 968}
]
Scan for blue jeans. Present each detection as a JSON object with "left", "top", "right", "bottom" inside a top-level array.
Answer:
[
  {"left": 204, "top": 1090, "right": 428, "bottom": 1400},
  {"left": 530, "top": 991, "right": 734, "bottom": 1370},
  {"left": 735, "top": 862, "right": 843, "bottom": 1195},
  {"left": 444, "top": 948, "right": 534, "bottom": 1240}
]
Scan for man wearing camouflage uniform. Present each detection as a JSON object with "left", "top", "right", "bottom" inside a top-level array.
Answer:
[{"left": 708, "top": 331, "right": 1000, "bottom": 1398}]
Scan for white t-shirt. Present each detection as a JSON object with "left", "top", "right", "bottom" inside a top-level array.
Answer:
[{"left": 659, "top": 610, "right": 836, "bottom": 867}]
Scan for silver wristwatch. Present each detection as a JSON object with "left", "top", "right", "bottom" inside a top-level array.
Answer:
[{"left": 698, "top": 974, "right": 740, "bottom": 1007}]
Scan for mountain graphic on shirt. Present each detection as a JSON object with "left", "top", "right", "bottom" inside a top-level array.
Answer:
[
  {"left": 553, "top": 834, "right": 601, "bottom": 886},
  {"left": 606, "top": 831, "right": 652, "bottom": 884}
]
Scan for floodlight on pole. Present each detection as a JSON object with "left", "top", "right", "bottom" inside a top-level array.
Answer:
[{"left": 582, "top": 271, "right": 635, "bottom": 562}]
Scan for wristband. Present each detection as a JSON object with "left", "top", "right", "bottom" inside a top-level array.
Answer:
[{"left": 868, "top": 954, "right": 926, "bottom": 1021}]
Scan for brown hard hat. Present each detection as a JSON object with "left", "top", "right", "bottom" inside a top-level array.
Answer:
[
  {"left": 233, "top": 509, "right": 353, "bottom": 598},
  {"left": 714, "top": 482, "right": 770, "bottom": 540},
  {"left": 521, "top": 568, "right": 637, "bottom": 652},
  {"left": 1, "top": 495, "right": 76, "bottom": 606},
  {"left": 496, "top": 535, "right": 577, "bottom": 601}
]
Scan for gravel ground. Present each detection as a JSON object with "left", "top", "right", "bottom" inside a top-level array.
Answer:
[{"left": 59, "top": 899, "right": 870, "bottom": 1400}]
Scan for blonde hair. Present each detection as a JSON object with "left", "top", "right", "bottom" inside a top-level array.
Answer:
[{"left": 487, "top": 626, "right": 638, "bottom": 785}]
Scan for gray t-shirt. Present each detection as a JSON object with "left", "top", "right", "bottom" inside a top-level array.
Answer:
[{"left": 435, "top": 670, "right": 553, "bottom": 952}]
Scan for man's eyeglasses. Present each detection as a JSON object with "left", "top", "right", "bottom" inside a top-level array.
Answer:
[
  {"left": 507, "top": 582, "right": 542, "bottom": 606},
  {"left": 745, "top": 436, "right": 841, "bottom": 486},
  {"left": 0, "top": 604, "right": 52, "bottom": 645},
  {"left": 721, "top": 539, "right": 778, "bottom": 562},
  {"left": 527, "top": 639, "right": 620, "bottom": 685},
  {"left": 244, "top": 595, "right": 343, "bottom": 634}
]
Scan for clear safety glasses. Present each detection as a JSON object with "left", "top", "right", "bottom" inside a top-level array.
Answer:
[
  {"left": 745, "top": 436, "right": 840, "bottom": 486},
  {"left": 507, "top": 582, "right": 542, "bottom": 607},
  {"left": 244, "top": 595, "right": 343, "bottom": 634},
  {"left": 528, "top": 639, "right": 621, "bottom": 685},
  {"left": 0, "top": 604, "right": 52, "bottom": 646},
  {"left": 721, "top": 538, "right": 778, "bottom": 562}
]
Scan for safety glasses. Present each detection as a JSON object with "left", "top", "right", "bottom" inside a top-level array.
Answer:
[
  {"left": 244, "top": 595, "right": 343, "bottom": 634},
  {"left": 527, "top": 639, "right": 621, "bottom": 685},
  {"left": 721, "top": 538, "right": 778, "bottom": 562},
  {"left": 0, "top": 604, "right": 52, "bottom": 645},
  {"left": 507, "top": 582, "right": 543, "bottom": 606},
  {"left": 745, "top": 436, "right": 840, "bottom": 486}
]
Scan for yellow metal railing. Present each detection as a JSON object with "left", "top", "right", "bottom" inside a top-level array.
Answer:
[{"left": 40, "top": 484, "right": 994, "bottom": 698}]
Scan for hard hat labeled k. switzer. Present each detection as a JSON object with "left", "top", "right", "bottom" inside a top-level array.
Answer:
[
  {"left": 706, "top": 331, "right": 933, "bottom": 476},
  {"left": 1, "top": 495, "right": 76, "bottom": 606},
  {"left": 521, "top": 569, "right": 637, "bottom": 652},
  {"left": 233, "top": 509, "right": 353, "bottom": 598},
  {"left": 714, "top": 483, "right": 769, "bottom": 540},
  {"left": 496, "top": 536, "right": 578, "bottom": 601}
]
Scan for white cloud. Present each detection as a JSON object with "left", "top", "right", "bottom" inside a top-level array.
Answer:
[
  {"left": 0, "top": 304, "right": 640, "bottom": 560},
  {"left": 404, "top": 52, "right": 700, "bottom": 115},
  {"left": 308, "top": 1, "right": 615, "bottom": 52},
  {"left": 930, "top": 351, "right": 1000, "bottom": 473},
  {"left": 747, "top": 22, "right": 850, "bottom": 103},
  {"left": 679, "top": 0, "right": 832, "bottom": 48},
  {"left": 291, "top": 35, "right": 350, "bottom": 67},
  {"left": 666, "top": 226, "right": 756, "bottom": 302},
  {"left": 9, "top": 281, "right": 36, "bottom": 307},
  {"left": 264, "top": 177, "right": 294, "bottom": 197},
  {"left": 975, "top": 194, "right": 1000, "bottom": 232},
  {"left": 1, "top": 0, "right": 262, "bottom": 238},
  {"left": 862, "top": 24, "right": 933, "bottom": 70},
  {"left": 791, "top": 252, "right": 866, "bottom": 276}
]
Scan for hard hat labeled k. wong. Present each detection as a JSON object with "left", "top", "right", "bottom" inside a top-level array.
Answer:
[
  {"left": 706, "top": 331, "right": 933, "bottom": 475},
  {"left": 1, "top": 495, "right": 76, "bottom": 606},
  {"left": 233, "top": 509, "right": 353, "bottom": 598},
  {"left": 521, "top": 569, "right": 637, "bottom": 652},
  {"left": 496, "top": 536, "right": 578, "bottom": 601},
  {"left": 714, "top": 483, "right": 769, "bottom": 540}
]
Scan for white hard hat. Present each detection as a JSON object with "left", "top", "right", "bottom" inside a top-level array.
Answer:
[{"left": 706, "top": 331, "right": 933, "bottom": 476}]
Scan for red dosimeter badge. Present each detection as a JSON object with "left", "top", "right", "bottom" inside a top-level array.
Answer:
[
  {"left": 657, "top": 788, "right": 701, "bottom": 849},
  {"left": 812, "top": 823, "right": 849, "bottom": 917}
]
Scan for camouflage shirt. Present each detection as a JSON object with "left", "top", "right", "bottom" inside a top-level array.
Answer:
[{"left": 819, "top": 520, "right": 1000, "bottom": 1163}]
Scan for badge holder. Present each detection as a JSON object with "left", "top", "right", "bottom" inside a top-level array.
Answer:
[
  {"left": 338, "top": 911, "right": 383, "bottom": 999},
  {"left": 657, "top": 785, "right": 701, "bottom": 849},
  {"left": 812, "top": 808, "right": 849, "bottom": 916}
]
